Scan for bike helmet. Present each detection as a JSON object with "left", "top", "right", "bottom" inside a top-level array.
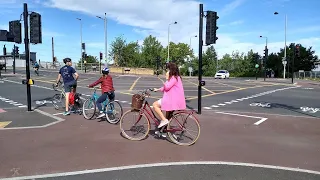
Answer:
[
  {"left": 63, "top": 58, "right": 72, "bottom": 64},
  {"left": 102, "top": 67, "right": 109, "bottom": 74}
]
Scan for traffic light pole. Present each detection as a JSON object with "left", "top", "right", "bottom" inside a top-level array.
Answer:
[
  {"left": 197, "top": 4, "right": 203, "bottom": 115},
  {"left": 23, "top": 3, "right": 32, "bottom": 111},
  {"left": 13, "top": 44, "right": 16, "bottom": 74},
  {"left": 292, "top": 46, "right": 295, "bottom": 84}
]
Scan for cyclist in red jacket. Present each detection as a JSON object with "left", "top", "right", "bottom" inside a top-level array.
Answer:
[{"left": 88, "top": 67, "right": 115, "bottom": 118}]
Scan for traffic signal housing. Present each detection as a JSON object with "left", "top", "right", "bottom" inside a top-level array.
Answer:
[
  {"left": 295, "top": 44, "right": 300, "bottom": 57},
  {"left": 205, "top": 11, "right": 219, "bottom": 45},
  {"left": 100, "top": 52, "right": 103, "bottom": 60},
  {"left": 15, "top": 46, "right": 19, "bottom": 54},
  {"left": 3, "top": 45, "right": 6, "bottom": 55},
  {"left": 263, "top": 47, "right": 268, "bottom": 59},
  {"left": 29, "top": 12, "right": 42, "bottom": 44},
  {"left": 9, "top": 20, "right": 22, "bottom": 44}
]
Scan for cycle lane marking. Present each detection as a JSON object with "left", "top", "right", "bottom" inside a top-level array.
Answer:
[{"left": 215, "top": 111, "right": 268, "bottom": 125}]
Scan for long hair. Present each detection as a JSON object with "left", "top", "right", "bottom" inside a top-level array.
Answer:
[{"left": 167, "top": 62, "right": 181, "bottom": 80}]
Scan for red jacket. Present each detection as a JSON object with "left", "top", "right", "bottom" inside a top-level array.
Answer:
[{"left": 89, "top": 75, "right": 115, "bottom": 93}]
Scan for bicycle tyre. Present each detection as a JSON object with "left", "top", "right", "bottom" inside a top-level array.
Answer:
[
  {"left": 82, "top": 98, "right": 97, "bottom": 120},
  {"left": 167, "top": 112, "right": 201, "bottom": 146},
  {"left": 120, "top": 109, "right": 150, "bottom": 141},
  {"left": 105, "top": 101, "right": 123, "bottom": 124},
  {"left": 52, "top": 94, "right": 65, "bottom": 110}
]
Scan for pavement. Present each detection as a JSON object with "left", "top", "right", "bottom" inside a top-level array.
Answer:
[{"left": 0, "top": 68, "right": 320, "bottom": 179}]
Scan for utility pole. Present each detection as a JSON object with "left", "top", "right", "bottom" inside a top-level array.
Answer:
[
  {"left": 23, "top": 3, "right": 32, "bottom": 111},
  {"left": 52, "top": 37, "right": 54, "bottom": 63}
]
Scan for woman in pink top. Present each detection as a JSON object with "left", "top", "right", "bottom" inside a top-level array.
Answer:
[{"left": 153, "top": 62, "right": 186, "bottom": 128}]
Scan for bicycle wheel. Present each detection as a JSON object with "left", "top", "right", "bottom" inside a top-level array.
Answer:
[
  {"left": 105, "top": 101, "right": 123, "bottom": 124},
  {"left": 82, "top": 98, "right": 97, "bottom": 119},
  {"left": 120, "top": 109, "right": 150, "bottom": 141},
  {"left": 166, "top": 111, "right": 200, "bottom": 146},
  {"left": 52, "top": 94, "right": 65, "bottom": 110}
]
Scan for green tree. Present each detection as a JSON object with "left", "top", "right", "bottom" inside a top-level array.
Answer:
[
  {"left": 202, "top": 45, "right": 218, "bottom": 76},
  {"left": 109, "top": 36, "right": 126, "bottom": 66},
  {"left": 123, "top": 41, "right": 141, "bottom": 67},
  {"left": 165, "top": 42, "right": 193, "bottom": 66},
  {"left": 141, "top": 35, "right": 163, "bottom": 69}
]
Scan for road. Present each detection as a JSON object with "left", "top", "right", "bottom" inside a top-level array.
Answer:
[{"left": 0, "top": 68, "right": 320, "bottom": 179}]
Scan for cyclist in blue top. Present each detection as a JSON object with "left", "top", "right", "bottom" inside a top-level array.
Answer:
[
  {"left": 55, "top": 58, "right": 79, "bottom": 115},
  {"left": 33, "top": 61, "right": 40, "bottom": 75}
]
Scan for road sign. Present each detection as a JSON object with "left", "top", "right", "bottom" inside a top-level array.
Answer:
[
  {"left": 188, "top": 67, "right": 193, "bottom": 72},
  {"left": 282, "top": 61, "right": 287, "bottom": 65},
  {"left": 255, "top": 64, "right": 259, "bottom": 68}
]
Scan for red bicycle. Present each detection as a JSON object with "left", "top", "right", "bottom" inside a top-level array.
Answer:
[{"left": 119, "top": 88, "right": 200, "bottom": 146}]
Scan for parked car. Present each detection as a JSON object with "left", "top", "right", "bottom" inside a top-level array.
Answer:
[{"left": 214, "top": 70, "right": 230, "bottom": 79}]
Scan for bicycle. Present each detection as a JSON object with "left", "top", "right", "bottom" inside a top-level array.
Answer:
[
  {"left": 52, "top": 82, "right": 82, "bottom": 115},
  {"left": 82, "top": 87, "right": 123, "bottom": 124},
  {"left": 119, "top": 88, "right": 201, "bottom": 146}
]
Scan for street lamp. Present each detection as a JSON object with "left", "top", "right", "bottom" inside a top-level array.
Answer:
[
  {"left": 96, "top": 13, "right": 108, "bottom": 67},
  {"left": 189, "top": 35, "right": 197, "bottom": 48},
  {"left": 274, "top": 11, "right": 287, "bottom": 79},
  {"left": 167, "top": 21, "right": 177, "bottom": 63},
  {"left": 76, "top": 18, "right": 83, "bottom": 71}
]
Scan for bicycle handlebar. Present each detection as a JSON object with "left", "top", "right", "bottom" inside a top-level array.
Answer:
[{"left": 138, "top": 88, "right": 155, "bottom": 98}]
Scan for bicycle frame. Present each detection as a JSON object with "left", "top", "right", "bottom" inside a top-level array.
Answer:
[
  {"left": 88, "top": 88, "right": 110, "bottom": 110},
  {"left": 137, "top": 99, "right": 197, "bottom": 133}
]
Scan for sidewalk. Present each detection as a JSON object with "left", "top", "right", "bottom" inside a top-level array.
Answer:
[{"left": 0, "top": 107, "right": 64, "bottom": 129}]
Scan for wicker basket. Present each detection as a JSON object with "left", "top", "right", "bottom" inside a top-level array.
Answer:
[{"left": 131, "top": 94, "right": 144, "bottom": 110}]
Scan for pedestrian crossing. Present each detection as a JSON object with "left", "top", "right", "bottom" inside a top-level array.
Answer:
[{"left": 0, "top": 96, "right": 27, "bottom": 108}]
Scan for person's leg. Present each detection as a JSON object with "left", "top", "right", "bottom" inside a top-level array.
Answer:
[
  {"left": 63, "top": 84, "right": 72, "bottom": 115},
  {"left": 153, "top": 99, "right": 168, "bottom": 128},
  {"left": 96, "top": 93, "right": 108, "bottom": 118}
]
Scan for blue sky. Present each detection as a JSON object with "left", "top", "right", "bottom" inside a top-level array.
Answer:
[{"left": 0, "top": 0, "right": 319, "bottom": 64}]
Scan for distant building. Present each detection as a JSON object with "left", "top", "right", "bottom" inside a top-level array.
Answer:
[{"left": 0, "top": 52, "right": 36, "bottom": 67}]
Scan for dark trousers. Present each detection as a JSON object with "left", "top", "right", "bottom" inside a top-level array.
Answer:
[{"left": 96, "top": 91, "right": 115, "bottom": 112}]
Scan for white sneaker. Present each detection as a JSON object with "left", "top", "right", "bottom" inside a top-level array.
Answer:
[
  {"left": 158, "top": 119, "right": 169, "bottom": 128},
  {"left": 97, "top": 112, "right": 105, "bottom": 119}
]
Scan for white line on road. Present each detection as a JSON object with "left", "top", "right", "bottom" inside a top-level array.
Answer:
[
  {"left": 215, "top": 111, "right": 268, "bottom": 125},
  {"left": 2, "top": 161, "right": 319, "bottom": 180}
]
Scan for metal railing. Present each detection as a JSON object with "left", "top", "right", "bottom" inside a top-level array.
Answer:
[{"left": 294, "top": 71, "right": 320, "bottom": 79}]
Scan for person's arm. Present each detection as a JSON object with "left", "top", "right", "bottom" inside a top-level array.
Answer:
[
  {"left": 159, "top": 77, "right": 177, "bottom": 92},
  {"left": 56, "top": 69, "right": 61, "bottom": 84},
  {"left": 72, "top": 68, "right": 79, "bottom": 81},
  {"left": 88, "top": 78, "right": 102, "bottom": 88}
]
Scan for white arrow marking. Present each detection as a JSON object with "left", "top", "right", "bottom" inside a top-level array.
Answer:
[{"left": 215, "top": 111, "right": 268, "bottom": 125}]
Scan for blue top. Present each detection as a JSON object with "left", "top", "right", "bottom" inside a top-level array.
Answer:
[
  {"left": 34, "top": 62, "right": 39, "bottom": 68},
  {"left": 59, "top": 65, "right": 76, "bottom": 83}
]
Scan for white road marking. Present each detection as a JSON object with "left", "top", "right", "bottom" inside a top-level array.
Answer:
[
  {"left": 218, "top": 103, "right": 226, "bottom": 106},
  {"left": 1, "top": 161, "right": 319, "bottom": 180},
  {"left": 211, "top": 105, "right": 219, "bottom": 108},
  {"left": 215, "top": 111, "right": 268, "bottom": 125},
  {"left": 225, "top": 102, "right": 232, "bottom": 104},
  {"left": 203, "top": 107, "right": 212, "bottom": 109}
]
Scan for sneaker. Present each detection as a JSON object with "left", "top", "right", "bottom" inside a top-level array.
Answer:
[
  {"left": 63, "top": 111, "right": 70, "bottom": 116},
  {"left": 96, "top": 112, "right": 106, "bottom": 119},
  {"left": 158, "top": 119, "right": 169, "bottom": 128}
]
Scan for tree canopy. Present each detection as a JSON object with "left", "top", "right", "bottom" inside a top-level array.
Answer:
[{"left": 105, "top": 35, "right": 319, "bottom": 77}]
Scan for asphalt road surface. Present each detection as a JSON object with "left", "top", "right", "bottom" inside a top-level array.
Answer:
[{"left": 0, "top": 68, "right": 320, "bottom": 179}]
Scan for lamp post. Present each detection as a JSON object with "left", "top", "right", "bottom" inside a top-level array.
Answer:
[
  {"left": 189, "top": 35, "right": 197, "bottom": 48},
  {"left": 96, "top": 13, "right": 108, "bottom": 67},
  {"left": 274, "top": 12, "right": 287, "bottom": 79},
  {"left": 76, "top": 18, "right": 83, "bottom": 71},
  {"left": 259, "top": 35, "right": 268, "bottom": 81},
  {"left": 167, "top": 21, "right": 177, "bottom": 63}
]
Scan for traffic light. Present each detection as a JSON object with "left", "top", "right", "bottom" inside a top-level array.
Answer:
[
  {"left": 295, "top": 44, "right": 300, "bottom": 57},
  {"left": 29, "top": 12, "right": 42, "bottom": 44},
  {"left": 82, "top": 43, "right": 86, "bottom": 50},
  {"left": 263, "top": 47, "right": 268, "bottom": 59},
  {"left": 15, "top": 46, "right": 19, "bottom": 54},
  {"left": 9, "top": 20, "right": 22, "bottom": 44},
  {"left": 3, "top": 45, "right": 6, "bottom": 55},
  {"left": 100, "top": 52, "right": 103, "bottom": 60},
  {"left": 205, "top": 11, "right": 219, "bottom": 45}
]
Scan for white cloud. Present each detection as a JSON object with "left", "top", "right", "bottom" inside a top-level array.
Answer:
[
  {"left": 229, "top": 20, "right": 244, "bottom": 26},
  {"left": 42, "top": 30, "right": 64, "bottom": 37},
  {"left": 46, "top": 0, "right": 319, "bottom": 60}
]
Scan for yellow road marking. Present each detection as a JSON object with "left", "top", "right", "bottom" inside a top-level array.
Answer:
[
  {"left": 77, "top": 77, "right": 97, "bottom": 82},
  {"left": 186, "top": 79, "right": 216, "bottom": 94},
  {"left": 129, "top": 77, "right": 141, "bottom": 91},
  {"left": 185, "top": 84, "right": 276, "bottom": 100},
  {"left": 0, "top": 121, "right": 12, "bottom": 128},
  {"left": 35, "top": 79, "right": 56, "bottom": 83}
]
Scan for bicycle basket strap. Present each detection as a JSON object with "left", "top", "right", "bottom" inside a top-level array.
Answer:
[{"left": 131, "top": 94, "right": 144, "bottom": 110}]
